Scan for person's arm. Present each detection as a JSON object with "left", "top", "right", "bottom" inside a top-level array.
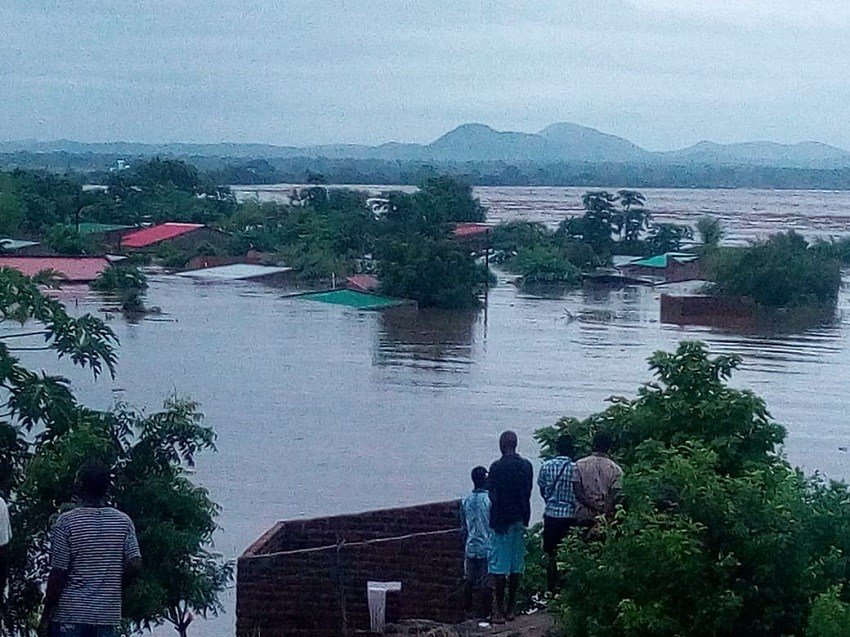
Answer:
[
  {"left": 523, "top": 459, "right": 533, "bottom": 527},
  {"left": 0, "top": 500, "right": 9, "bottom": 597},
  {"left": 573, "top": 479, "right": 598, "bottom": 513},
  {"left": 38, "top": 518, "right": 71, "bottom": 636},
  {"left": 123, "top": 519, "right": 142, "bottom": 590},
  {"left": 537, "top": 462, "right": 549, "bottom": 499},
  {"left": 0, "top": 544, "right": 8, "bottom": 598},
  {"left": 38, "top": 567, "right": 70, "bottom": 636},
  {"left": 604, "top": 465, "right": 624, "bottom": 517},
  {"left": 488, "top": 463, "right": 499, "bottom": 529}
]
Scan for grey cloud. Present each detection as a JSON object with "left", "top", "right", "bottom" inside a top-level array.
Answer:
[{"left": 1, "top": 0, "right": 849, "bottom": 149}]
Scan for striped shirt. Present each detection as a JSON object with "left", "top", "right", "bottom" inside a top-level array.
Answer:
[
  {"left": 49, "top": 506, "right": 141, "bottom": 626},
  {"left": 0, "top": 497, "right": 10, "bottom": 546},
  {"left": 538, "top": 456, "right": 577, "bottom": 518}
]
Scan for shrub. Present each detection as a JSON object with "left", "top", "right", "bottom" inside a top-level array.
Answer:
[
  {"left": 708, "top": 232, "right": 840, "bottom": 308},
  {"left": 513, "top": 245, "right": 581, "bottom": 284},
  {"left": 536, "top": 342, "right": 850, "bottom": 637}
]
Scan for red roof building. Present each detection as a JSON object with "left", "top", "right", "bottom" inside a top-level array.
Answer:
[
  {"left": 0, "top": 256, "right": 111, "bottom": 283},
  {"left": 452, "top": 223, "right": 491, "bottom": 239},
  {"left": 346, "top": 274, "right": 380, "bottom": 293},
  {"left": 120, "top": 223, "right": 207, "bottom": 249}
]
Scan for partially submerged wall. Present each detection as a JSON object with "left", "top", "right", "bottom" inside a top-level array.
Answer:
[
  {"left": 237, "top": 501, "right": 465, "bottom": 637},
  {"left": 661, "top": 294, "right": 756, "bottom": 328}
]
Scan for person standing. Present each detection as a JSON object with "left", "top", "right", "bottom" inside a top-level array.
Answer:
[
  {"left": 574, "top": 431, "right": 623, "bottom": 524},
  {"left": 0, "top": 493, "right": 11, "bottom": 601},
  {"left": 460, "top": 466, "right": 492, "bottom": 619},
  {"left": 537, "top": 434, "right": 578, "bottom": 592},
  {"left": 488, "top": 430, "right": 533, "bottom": 624},
  {"left": 38, "top": 460, "right": 142, "bottom": 637}
]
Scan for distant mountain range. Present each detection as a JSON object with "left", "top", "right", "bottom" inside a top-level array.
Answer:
[{"left": 4, "top": 122, "right": 850, "bottom": 169}]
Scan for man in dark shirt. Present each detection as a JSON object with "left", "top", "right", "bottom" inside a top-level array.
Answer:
[{"left": 487, "top": 430, "right": 533, "bottom": 623}]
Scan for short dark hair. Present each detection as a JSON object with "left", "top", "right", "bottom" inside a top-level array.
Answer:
[
  {"left": 77, "top": 459, "right": 111, "bottom": 499},
  {"left": 591, "top": 431, "right": 613, "bottom": 454},
  {"left": 555, "top": 434, "right": 575, "bottom": 457},
  {"left": 499, "top": 430, "right": 518, "bottom": 452},
  {"left": 471, "top": 466, "right": 488, "bottom": 487}
]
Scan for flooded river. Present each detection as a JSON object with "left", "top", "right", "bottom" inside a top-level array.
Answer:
[{"left": 28, "top": 187, "right": 850, "bottom": 636}]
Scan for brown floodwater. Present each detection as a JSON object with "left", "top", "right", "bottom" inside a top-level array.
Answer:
[{"left": 18, "top": 186, "right": 850, "bottom": 636}]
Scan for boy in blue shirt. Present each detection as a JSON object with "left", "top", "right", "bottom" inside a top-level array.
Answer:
[{"left": 461, "top": 466, "right": 492, "bottom": 620}]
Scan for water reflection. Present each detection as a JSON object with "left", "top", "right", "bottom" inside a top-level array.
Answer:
[{"left": 375, "top": 305, "right": 480, "bottom": 373}]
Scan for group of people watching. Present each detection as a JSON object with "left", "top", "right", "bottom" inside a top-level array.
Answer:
[
  {"left": 461, "top": 429, "right": 622, "bottom": 623},
  {"left": 0, "top": 461, "right": 141, "bottom": 637}
]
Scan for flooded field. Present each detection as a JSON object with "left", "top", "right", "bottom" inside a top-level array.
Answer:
[{"left": 27, "top": 187, "right": 850, "bottom": 636}]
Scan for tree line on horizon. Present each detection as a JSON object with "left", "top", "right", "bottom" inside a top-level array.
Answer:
[{"left": 8, "top": 152, "right": 850, "bottom": 190}]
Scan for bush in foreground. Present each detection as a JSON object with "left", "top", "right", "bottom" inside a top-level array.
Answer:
[{"left": 536, "top": 341, "right": 850, "bottom": 637}]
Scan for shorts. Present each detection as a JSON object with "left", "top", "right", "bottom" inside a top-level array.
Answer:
[
  {"left": 543, "top": 515, "right": 580, "bottom": 554},
  {"left": 50, "top": 625, "right": 118, "bottom": 637},
  {"left": 465, "top": 556, "right": 489, "bottom": 588},
  {"left": 488, "top": 522, "right": 526, "bottom": 575}
]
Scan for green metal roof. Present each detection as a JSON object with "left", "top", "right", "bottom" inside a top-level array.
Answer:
[
  {"left": 299, "top": 289, "right": 404, "bottom": 310},
  {"left": 68, "top": 223, "right": 133, "bottom": 235},
  {"left": 629, "top": 253, "right": 699, "bottom": 268}
]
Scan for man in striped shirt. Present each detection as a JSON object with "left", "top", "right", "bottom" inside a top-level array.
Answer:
[{"left": 38, "top": 461, "right": 142, "bottom": 637}]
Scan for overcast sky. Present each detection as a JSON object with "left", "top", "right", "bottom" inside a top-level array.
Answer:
[{"left": 3, "top": 0, "right": 850, "bottom": 149}]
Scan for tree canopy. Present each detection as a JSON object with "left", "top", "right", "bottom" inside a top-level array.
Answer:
[
  {"left": 0, "top": 269, "right": 230, "bottom": 636},
  {"left": 535, "top": 341, "right": 850, "bottom": 637}
]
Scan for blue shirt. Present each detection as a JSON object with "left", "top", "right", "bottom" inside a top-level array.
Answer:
[
  {"left": 538, "top": 456, "right": 577, "bottom": 518},
  {"left": 461, "top": 489, "right": 492, "bottom": 559}
]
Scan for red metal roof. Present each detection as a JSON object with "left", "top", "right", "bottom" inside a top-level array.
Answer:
[
  {"left": 0, "top": 257, "right": 111, "bottom": 282},
  {"left": 346, "top": 274, "right": 380, "bottom": 293},
  {"left": 453, "top": 223, "right": 491, "bottom": 239},
  {"left": 121, "top": 223, "right": 206, "bottom": 248}
]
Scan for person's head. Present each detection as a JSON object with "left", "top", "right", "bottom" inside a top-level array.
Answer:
[
  {"left": 76, "top": 459, "right": 112, "bottom": 502},
  {"left": 499, "top": 430, "right": 518, "bottom": 455},
  {"left": 471, "top": 466, "right": 488, "bottom": 489},
  {"left": 555, "top": 434, "right": 575, "bottom": 458},
  {"left": 591, "top": 431, "right": 614, "bottom": 454}
]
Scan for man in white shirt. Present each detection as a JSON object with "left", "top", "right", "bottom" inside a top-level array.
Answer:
[{"left": 0, "top": 494, "right": 11, "bottom": 600}]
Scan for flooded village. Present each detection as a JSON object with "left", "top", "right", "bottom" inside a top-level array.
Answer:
[{"left": 3, "top": 165, "right": 850, "bottom": 635}]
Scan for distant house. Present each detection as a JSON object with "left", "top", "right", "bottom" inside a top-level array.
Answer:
[
  {"left": 452, "top": 223, "right": 491, "bottom": 253},
  {"left": 0, "top": 256, "right": 112, "bottom": 283},
  {"left": 175, "top": 264, "right": 292, "bottom": 283},
  {"left": 118, "top": 223, "right": 226, "bottom": 252},
  {"left": 617, "top": 252, "right": 703, "bottom": 284}
]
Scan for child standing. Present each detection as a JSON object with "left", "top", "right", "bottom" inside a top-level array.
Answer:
[{"left": 461, "top": 466, "right": 492, "bottom": 620}]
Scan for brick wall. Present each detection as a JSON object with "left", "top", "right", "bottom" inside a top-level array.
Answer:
[
  {"left": 237, "top": 501, "right": 465, "bottom": 637},
  {"left": 660, "top": 294, "right": 756, "bottom": 328}
]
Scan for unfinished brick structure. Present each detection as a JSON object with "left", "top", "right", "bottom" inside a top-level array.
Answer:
[{"left": 237, "top": 501, "right": 465, "bottom": 637}]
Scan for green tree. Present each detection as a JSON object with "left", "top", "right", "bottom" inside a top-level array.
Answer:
[
  {"left": 536, "top": 342, "right": 850, "bottom": 637},
  {"left": 45, "top": 225, "right": 93, "bottom": 255},
  {"left": 645, "top": 222, "right": 693, "bottom": 254},
  {"left": 378, "top": 236, "right": 482, "bottom": 308},
  {"left": 92, "top": 264, "right": 149, "bottom": 312},
  {"left": 616, "top": 190, "right": 651, "bottom": 244},
  {"left": 0, "top": 269, "right": 230, "bottom": 636},
  {"left": 696, "top": 215, "right": 724, "bottom": 247},
  {"left": 709, "top": 231, "right": 840, "bottom": 308},
  {"left": 513, "top": 245, "right": 581, "bottom": 284},
  {"left": 418, "top": 175, "right": 485, "bottom": 223}
]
